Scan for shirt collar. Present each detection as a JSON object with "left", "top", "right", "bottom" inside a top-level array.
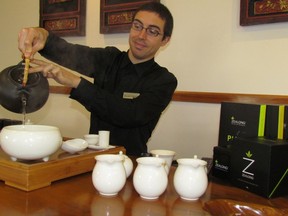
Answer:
[
  {"left": 135, "top": 58, "right": 155, "bottom": 77},
  {"left": 121, "top": 51, "right": 156, "bottom": 77}
]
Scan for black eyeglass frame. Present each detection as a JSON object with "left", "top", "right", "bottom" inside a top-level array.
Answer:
[{"left": 131, "top": 20, "right": 163, "bottom": 37}]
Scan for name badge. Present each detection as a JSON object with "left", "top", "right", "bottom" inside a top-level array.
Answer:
[{"left": 123, "top": 92, "right": 140, "bottom": 99}]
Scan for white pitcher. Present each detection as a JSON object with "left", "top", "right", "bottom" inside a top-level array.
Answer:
[
  {"left": 119, "top": 151, "right": 133, "bottom": 178},
  {"left": 173, "top": 155, "right": 208, "bottom": 200},
  {"left": 133, "top": 157, "right": 168, "bottom": 199},
  {"left": 92, "top": 154, "right": 126, "bottom": 196}
]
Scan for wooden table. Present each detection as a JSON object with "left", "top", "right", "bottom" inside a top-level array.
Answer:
[
  {"left": 0, "top": 158, "right": 287, "bottom": 216},
  {"left": 0, "top": 146, "right": 126, "bottom": 191}
]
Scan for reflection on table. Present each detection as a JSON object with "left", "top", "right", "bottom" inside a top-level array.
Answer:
[{"left": 0, "top": 157, "right": 287, "bottom": 215}]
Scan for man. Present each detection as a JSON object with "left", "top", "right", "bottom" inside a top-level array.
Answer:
[{"left": 18, "top": 2, "right": 177, "bottom": 156}]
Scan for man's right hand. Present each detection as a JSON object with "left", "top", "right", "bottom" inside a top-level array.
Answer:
[{"left": 18, "top": 27, "right": 49, "bottom": 59}]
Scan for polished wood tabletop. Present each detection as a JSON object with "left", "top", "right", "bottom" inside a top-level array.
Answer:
[{"left": 0, "top": 158, "right": 288, "bottom": 216}]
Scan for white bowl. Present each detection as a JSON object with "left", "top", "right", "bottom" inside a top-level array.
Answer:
[
  {"left": 0, "top": 125, "right": 62, "bottom": 162},
  {"left": 84, "top": 134, "right": 99, "bottom": 145},
  {"left": 62, "top": 138, "right": 88, "bottom": 154},
  {"left": 150, "top": 149, "right": 176, "bottom": 174}
]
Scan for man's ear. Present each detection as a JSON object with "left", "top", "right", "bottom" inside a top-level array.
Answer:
[{"left": 161, "top": 36, "right": 171, "bottom": 46}]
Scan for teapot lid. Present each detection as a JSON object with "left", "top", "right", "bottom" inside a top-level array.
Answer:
[{"left": 7, "top": 61, "right": 45, "bottom": 87}]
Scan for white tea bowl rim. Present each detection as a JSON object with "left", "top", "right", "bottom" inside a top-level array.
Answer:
[
  {"left": 63, "top": 138, "right": 88, "bottom": 148},
  {"left": 95, "top": 154, "right": 124, "bottom": 163},
  {"left": 177, "top": 158, "right": 207, "bottom": 167},
  {"left": 3, "top": 124, "right": 59, "bottom": 131},
  {"left": 150, "top": 149, "right": 176, "bottom": 157},
  {"left": 84, "top": 134, "right": 99, "bottom": 138},
  {"left": 136, "top": 157, "right": 166, "bottom": 166}
]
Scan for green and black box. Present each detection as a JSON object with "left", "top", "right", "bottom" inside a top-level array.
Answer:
[
  {"left": 212, "top": 146, "right": 231, "bottom": 179},
  {"left": 230, "top": 137, "right": 288, "bottom": 198},
  {"left": 218, "top": 102, "right": 266, "bottom": 148},
  {"left": 265, "top": 105, "right": 288, "bottom": 140}
]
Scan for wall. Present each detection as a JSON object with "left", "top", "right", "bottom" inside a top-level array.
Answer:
[{"left": 1, "top": 0, "right": 288, "bottom": 158}]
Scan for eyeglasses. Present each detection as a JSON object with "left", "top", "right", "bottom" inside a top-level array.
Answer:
[{"left": 131, "top": 21, "right": 163, "bottom": 37}]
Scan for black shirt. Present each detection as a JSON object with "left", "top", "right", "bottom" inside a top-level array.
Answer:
[{"left": 40, "top": 33, "right": 177, "bottom": 156}]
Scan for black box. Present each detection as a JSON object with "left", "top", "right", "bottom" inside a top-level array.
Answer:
[
  {"left": 230, "top": 137, "right": 288, "bottom": 198},
  {"left": 284, "top": 106, "right": 288, "bottom": 140},
  {"left": 265, "top": 105, "right": 288, "bottom": 140},
  {"left": 218, "top": 102, "right": 266, "bottom": 148},
  {"left": 212, "top": 146, "right": 231, "bottom": 180}
]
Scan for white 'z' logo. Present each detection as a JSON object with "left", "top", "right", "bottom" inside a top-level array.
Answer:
[{"left": 242, "top": 157, "right": 255, "bottom": 176}]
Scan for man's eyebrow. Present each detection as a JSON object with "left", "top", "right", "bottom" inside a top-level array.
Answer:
[
  {"left": 133, "top": 18, "right": 161, "bottom": 30},
  {"left": 133, "top": 19, "right": 143, "bottom": 24}
]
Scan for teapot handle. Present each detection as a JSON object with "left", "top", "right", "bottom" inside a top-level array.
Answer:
[{"left": 19, "top": 60, "right": 24, "bottom": 65}]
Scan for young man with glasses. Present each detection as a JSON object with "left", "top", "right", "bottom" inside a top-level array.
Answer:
[{"left": 18, "top": 2, "right": 177, "bottom": 156}]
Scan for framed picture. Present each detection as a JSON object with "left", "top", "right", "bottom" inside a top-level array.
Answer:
[
  {"left": 40, "top": 0, "right": 86, "bottom": 36},
  {"left": 240, "top": 0, "right": 288, "bottom": 26},
  {"left": 100, "top": 0, "right": 160, "bottom": 34}
]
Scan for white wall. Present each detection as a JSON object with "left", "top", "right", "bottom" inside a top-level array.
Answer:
[{"left": 1, "top": 0, "right": 288, "bottom": 158}]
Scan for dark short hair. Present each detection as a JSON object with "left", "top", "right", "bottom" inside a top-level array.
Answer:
[{"left": 133, "top": 2, "right": 174, "bottom": 39}]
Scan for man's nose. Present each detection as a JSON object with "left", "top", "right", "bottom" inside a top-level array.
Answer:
[{"left": 138, "top": 28, "right": 147, "bottom": 39}]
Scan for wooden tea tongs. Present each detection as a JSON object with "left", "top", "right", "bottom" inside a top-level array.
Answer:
[{"left": 22, "top": 58, "right": 30, "bottom": 87}]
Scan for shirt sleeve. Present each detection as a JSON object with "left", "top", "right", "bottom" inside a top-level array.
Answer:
[
  {"left": 70, "top": 71, "right": 177, "bottom": 128},
  {"left": 39, "top": 32, "right": 119, "bottom": 78}
]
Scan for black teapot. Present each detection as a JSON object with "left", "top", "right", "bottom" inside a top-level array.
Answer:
[{"left": 0, "top": 61, "right": 49, "bottom": 113}]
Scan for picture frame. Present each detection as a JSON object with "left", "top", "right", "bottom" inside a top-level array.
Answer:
[
  {"left": 240, "top": 0, "right": 288, "bottom": 26},
  {"left": 40, "top": 0, "right": 86, "bottom": 36},
  {"left": 100, "top": 0, "right": 160, "bottom": 34}
]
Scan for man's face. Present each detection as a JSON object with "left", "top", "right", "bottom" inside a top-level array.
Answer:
[{"left": 128, "top": 11, "right": 170, "bottom": 64}]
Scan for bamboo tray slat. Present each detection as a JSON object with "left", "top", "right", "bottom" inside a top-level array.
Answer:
[{"left": 0, "top": 146, "right": 126, "bottom": 191}]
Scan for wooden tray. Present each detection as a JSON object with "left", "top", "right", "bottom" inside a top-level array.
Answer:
[{"left": 0, "top": 146, "right": 126, "bottom": 191}]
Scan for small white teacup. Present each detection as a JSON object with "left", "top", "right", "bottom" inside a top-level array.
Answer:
[
  {"left": 98, "top": 130, "right": 110, "bottom": 147},
  {"left": 84, "top": 134, "right": 99, "bottom": 145},
  {"left": 150, "top": 149, "right": 176, "bottom": 174}
]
